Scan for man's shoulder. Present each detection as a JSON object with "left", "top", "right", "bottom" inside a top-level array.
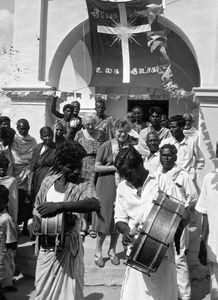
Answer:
[
  {"left": 139, "top": 126, "right": 149, "bottom": 137},
  {"left": 33, "top": 142, "right": 42, "bottom": 150},
  {"left": 0, "top": 211, "right": 15, "bottom": 224},
  {"left": 174, "top": 167, "right": 192, "bottom": 181},
  {"left": 160, "top": 127, "right": 171, "bottom": 138},
  {"left": 78, "top": 178, "right": 96, "bottom": 190},
  {"left": 116, "top": 179, "right": 127, "bottom": 191},
  {"left": 160, "top": 136, "right": 174, "bottom": 146},
  {"left": 203, "top": 172, "right": 218, "bottom": 183},
  {"left": 0, "top": 176, "right": 17, "bottom": 185}
]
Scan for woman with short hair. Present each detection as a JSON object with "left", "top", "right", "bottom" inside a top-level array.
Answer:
[
  {"left": 74, "top": 112, "right": 106, "bottom": 239},
  {"left": 92, "top": 118, "right": 132, "bottom": 267},
  {"left": 75, "top": 112, "right": 106, "bottom": 182}
]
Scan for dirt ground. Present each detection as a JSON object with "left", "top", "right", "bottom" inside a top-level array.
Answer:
[{"left": 5, "top": 272, "right": 211, "bottom": 300}]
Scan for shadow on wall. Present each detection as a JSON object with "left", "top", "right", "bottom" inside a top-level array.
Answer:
[
  {"left": 85, "top": 293, "right": 104, "bottom": 300},
  {"left": 200, "top": 108, "right": 218, "bottom": 170}
]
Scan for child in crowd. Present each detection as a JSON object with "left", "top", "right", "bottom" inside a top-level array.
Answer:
[
  {"left": 0, "top": 185, "right": 18, "bottom": 296},
  {"left": 0, "top": 154, "right": 18, "bottom": 222}
]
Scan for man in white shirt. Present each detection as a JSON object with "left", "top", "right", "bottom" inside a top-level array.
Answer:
[
  {"left": 114, "top": 147, "right": 186, "bottom": 300},
  {"left": 138, "top": 107, "right": 171, "bottom": 157},
  {"left": 195, "top": 172, "right": 218, "bottom": 300},
  {"left": 143, "top": 131, "right": 160, "bottom": 173},
  {"left": 160, "top": 115, "right": 205, "bottom": 181},
  {"left": 183, "top": 113, "right": 199, "bottom": 143},
  {"left": 157, "top": 144, "right": 198, "bottom": 300}
]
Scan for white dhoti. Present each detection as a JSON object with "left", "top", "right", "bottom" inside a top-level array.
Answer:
[
  {"left": 35, "top": 234, "right": 84, "bottom": 300},
  {"left": 121, "top": 255, "right": 178, "bottom": 300},
  {"left": 175, "top": 226, "right": 191, "bottom": 300}
]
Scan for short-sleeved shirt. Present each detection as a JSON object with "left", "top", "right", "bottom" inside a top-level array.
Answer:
[
  {"left": 115, "top": 172, "right": 184, "bottom": 230},
  {"left": 160, "top": 135, "right": 205, "bottom": 180},
  {"left": 156, "top": 165, "right": 198, "bottom": 208},
  {"left": 143, "top": 151, "right": 160, "bottom": 173},
  {"left": 114, "top": 173, "right": 183, "bottom": 262},
  {"left": 195, "top": 172, "right": 218, "bottom": 263}
]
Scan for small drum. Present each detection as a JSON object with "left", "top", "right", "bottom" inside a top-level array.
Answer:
[
  {"left": 125, "top": 191, "right": 185, "bottom": 276},
  {"left": 38, "top": 213, "right": 65, "bottom": 250}
]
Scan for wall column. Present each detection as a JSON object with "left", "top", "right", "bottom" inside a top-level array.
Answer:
[{"left": 193, "top": 87, "right": 218, "bottom": 185}]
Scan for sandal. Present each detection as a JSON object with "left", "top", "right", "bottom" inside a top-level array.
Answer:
[
  {"left": 89, "top": 230, "right": 97, "bottom": 239},
  {"left": 94, "top": 255, "right": 105, "bottom": 268},
  {"left": 108, "top": 252, "right": 120, "bottom": 265}
]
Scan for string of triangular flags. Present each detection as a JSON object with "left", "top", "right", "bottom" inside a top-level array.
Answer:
[{"left": 0, "top": 84, "right": 194, "bottom": 101}]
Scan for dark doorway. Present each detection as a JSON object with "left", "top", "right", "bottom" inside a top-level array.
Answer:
[{"left": 128, "top": 100, "right": 169, "bottom": 123}]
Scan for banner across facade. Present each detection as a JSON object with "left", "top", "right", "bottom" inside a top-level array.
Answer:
[{"left": 86, "top": 0, "right": 168, "bottom": 89}]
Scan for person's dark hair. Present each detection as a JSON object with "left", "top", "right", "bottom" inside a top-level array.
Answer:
[
  {"left": 0, "top": 127, "right": 15, "bottom": 146},
  {"left": 71, "top": 101, "right": 80, "bottom": 107},
  {"left": 39, "top": 126, "right": 53, "bottom": 137},
  {"left": 160, "top": 144, "right": 178, "bottom": 156},
  {"left": 16, "top": 118, "right": 30, "bottom": 129},
  {"left": 0, "top": 116, "right": 11, "bottom": 125},
  {"left": 0, "top": 185, "right": 9, "bottom": 204},
  {"left": 56, "top": 141, "right": 87, "bottom": 166},
  {"left": 63, "top": 104, "right": 73, "bottom": 112},
  {"left": 0, "top": 154, "right": 9, "bottom": 168},
  {"left": 95, "top": 99, "right": 105, "bottom": 107},
  {"left": 168, "top": 115, "right": 186, "bottom": 128},
  {"left": 115, "top": 146, "right": 143, "bottom": 178},
  {"left": 148, "top": 106, "right": 163, "bottom": 117}
]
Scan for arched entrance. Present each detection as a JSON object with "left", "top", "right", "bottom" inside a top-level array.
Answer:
[{"left": 47, "top": 15, "right": 200, "bottom": 119}]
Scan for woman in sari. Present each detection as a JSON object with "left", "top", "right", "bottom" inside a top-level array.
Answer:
[
  {"left": 32, "top": 141, "right": 100, "bottom": 300},
  {"left": 92, "top": 119, "right": 132, "bottom": 267},
  {"left": 11, "top": 119, "right": 37, "bottom": 234},
  {"left": 29, "top": 127, "right": 57, "bottom": 200}
]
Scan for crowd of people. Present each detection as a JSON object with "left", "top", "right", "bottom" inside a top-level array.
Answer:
[{"left": 0, "top": 95, "right": 217, "bottom": 300}]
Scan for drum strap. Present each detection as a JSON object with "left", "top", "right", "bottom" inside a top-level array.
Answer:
[
  {"left": 152, "top": 199, "right": 183, "bottom": 217},
  {"left": 142, "top": 232, "right": 169, "bottom": 247}
]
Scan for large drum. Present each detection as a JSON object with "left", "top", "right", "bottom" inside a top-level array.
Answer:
[{"left": 125, "top": 191, "right": 185, "bottom": 276}]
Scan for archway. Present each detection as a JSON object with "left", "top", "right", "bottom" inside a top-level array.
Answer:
[{"left": 47, "top": 15, "right": 200, "bottom": 107}]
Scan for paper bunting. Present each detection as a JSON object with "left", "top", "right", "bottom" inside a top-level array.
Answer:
[
  {"left": 161, "top": 65, "right": 194, "bottom": 99},
  {"left": 147, "top": 31, "right": 169, "bottom": 60},
  {"left": 136, "top": 4, "right": 164, "bottom": 25}
]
